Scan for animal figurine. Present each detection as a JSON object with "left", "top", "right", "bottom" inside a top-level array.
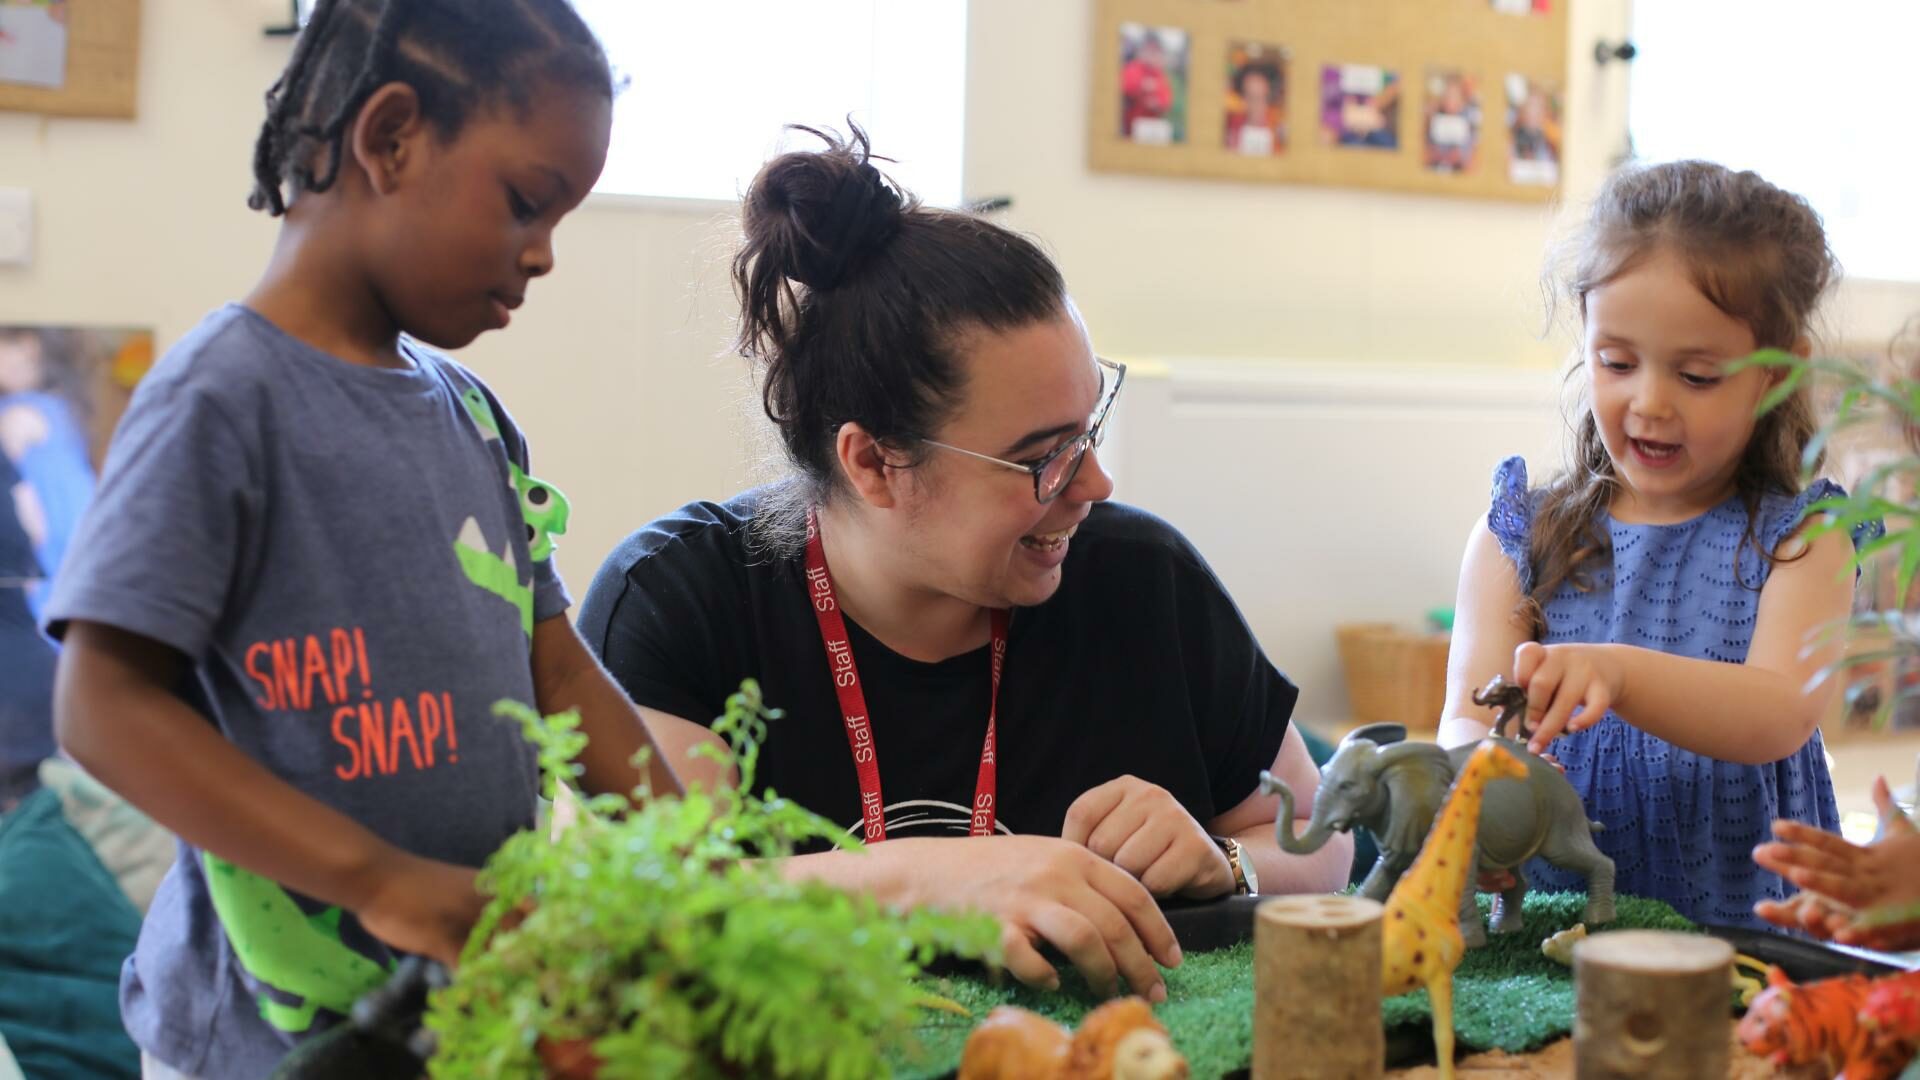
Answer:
[
  {"left": 1382, "top": 741, "right": 1529, "bottom": 1080},
  {"left": 1471, "top": 674, "right": 1532, "bottom": 740},
  {"left": 958, "top": 997, "right": 1190, "bottom": 1080},
  {"left": 1260, "top": 676, "right": 1614, "bottom": 947},
  {"left": 1736, "top": 966, "right": 1920, "bottom": 1080},
  {"left": 1539, "top": 922, "right": 1587, "bottom": 966}
]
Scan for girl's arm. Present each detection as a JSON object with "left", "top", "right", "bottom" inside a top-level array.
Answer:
[
  {"left": 1526, "top": 522, "right": 1854, "bottom": 762},
  {"left": 529, "top": 614, "right": 716, "bottom": 798},
  {"left": 1437, "top": 514, "right": 1531, "bottom": 748},
  {"left": 1452, "top": 518, "right": 1855, "bottom": 764},
  {"left": 55, "top": 621, "right": 482, "bottom": 966}
]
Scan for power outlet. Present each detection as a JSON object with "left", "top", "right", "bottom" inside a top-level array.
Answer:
[{"left": 0, "top": 188, "right": 33, "bottom": 268}]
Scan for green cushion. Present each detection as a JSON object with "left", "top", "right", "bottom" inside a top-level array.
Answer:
[{"left": 0, "top": 787, "right": 142, "bottom": 1079}]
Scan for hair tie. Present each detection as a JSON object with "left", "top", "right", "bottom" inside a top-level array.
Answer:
[{"left": 789, "top": 163, "right": 903, "bottom": 290}]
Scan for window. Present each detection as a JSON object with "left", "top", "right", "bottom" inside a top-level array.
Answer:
[
  {"left": 575, "top": 1, "right": 969, "bottom": 207},
  {"left": 1629, "top": 3, "right": 1920, "bottom": 283}
]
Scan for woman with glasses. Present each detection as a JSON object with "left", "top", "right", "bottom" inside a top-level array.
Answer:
[{"left": 577, "top": 126, "right": 1350, "bottom": 1002}]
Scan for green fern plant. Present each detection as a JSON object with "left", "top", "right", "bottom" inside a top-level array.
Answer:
[{"left": 424, "top": 680, "right": 1001, "bottom": 1079}]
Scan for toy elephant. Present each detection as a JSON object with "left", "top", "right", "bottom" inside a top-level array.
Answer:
[{"left": 1260, "top": 688, "right": 1615, "bottom": 947}]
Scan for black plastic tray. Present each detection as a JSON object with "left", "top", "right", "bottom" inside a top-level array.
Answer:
[{"left": 1158, "top": 894, "right": 1912, "bottom": 981}]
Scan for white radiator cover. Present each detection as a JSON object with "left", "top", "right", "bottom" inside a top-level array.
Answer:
[{"left": 1102, "top": 358, "right": 1569, "bottom": 731}]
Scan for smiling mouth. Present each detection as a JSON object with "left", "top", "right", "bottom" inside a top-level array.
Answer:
[
  {"left": 1630, "top": 437, "right": 1680, "bottom": 461},
  {"left": 1020, "top": 525, "right": 1078, "bottom": 553}
]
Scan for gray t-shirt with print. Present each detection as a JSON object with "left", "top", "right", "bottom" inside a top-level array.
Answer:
[{"left": 45, "top": 305, "right": 569, "bottom": 1078}]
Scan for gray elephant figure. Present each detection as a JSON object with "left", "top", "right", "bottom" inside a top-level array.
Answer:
[{"left": 1260, "top": 723, "right": 1616, "bottom": 947}]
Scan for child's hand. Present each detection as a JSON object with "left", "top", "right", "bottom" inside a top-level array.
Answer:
[
  {"left": 1512, "top": 642, "right": 1623, "bottom": 754},
  {"left": 1752, "top": 776, "right": 1920, "bottom": 951},
  {"left": 355, "top": 853, "right": 486, "bottom": 969}
]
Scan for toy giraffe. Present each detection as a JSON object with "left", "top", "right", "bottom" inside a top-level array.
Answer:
[{"left": 1382, "top": 741, "right": 1528, "bottom": 1080}]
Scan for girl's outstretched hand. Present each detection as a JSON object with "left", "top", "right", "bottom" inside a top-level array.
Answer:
[
  {"left": 1752, "top": 776, "right": 1920, "bottom": 952},
  {"left": 1512, "top": 642, "right": 1624, "bottom": 754}
]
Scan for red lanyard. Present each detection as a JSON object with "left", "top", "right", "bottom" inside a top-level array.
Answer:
[{"left": 804, "top": 511, "right": 1007, "bottom": 843}]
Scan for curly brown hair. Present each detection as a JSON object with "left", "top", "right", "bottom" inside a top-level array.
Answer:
[{"left": 1523, "top": 160, "right": 1837, "bottom": 638}]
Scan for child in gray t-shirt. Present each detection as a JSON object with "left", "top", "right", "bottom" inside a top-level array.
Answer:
[{"left": 43, "top": 5, "right": 684, "bottom": 1077}]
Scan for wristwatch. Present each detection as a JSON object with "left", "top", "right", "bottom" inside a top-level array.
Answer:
[{"left": 1214, "top": 835, "right": 1258, "bottom": 896}]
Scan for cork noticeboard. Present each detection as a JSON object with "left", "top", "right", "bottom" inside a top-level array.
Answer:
[
  {"left": 0, "top": 0, "right": 141, "bottom": 119},
  {"left": 1091, "top": 0, "right": 1568, "bottom": 203}
]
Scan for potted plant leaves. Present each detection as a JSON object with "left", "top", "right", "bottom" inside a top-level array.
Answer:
[{"left": 423, "top": 680, "right": 1000, "bottom": 1079}]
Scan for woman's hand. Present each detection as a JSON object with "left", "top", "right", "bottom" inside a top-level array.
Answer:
[
  {"left": 888, "top": 835, "right": 1182, "bottom": 1001},
  {"left": 1752, "top": 776, "right": 1920, "bottom": 951},
  {"left": 1513, "top": 642, "right": 1624, "bottom": 754},
  {"left": 1062, "top": 775, "right": 1233, "bottom": 899}
]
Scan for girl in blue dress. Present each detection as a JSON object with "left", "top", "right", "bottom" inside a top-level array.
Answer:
[{"left": 1440, "top": 160, "right": 1869, "bottom": 928}]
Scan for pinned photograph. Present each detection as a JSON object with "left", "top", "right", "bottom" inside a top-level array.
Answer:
[
  {"left": 1120, "top": 23, "right": 1188, "bottom": 146},
  {"left": 0, "top": 0, "right": 68, "bottom": 90},
  {"left": 1423, "top": 70, "right": 1480, "bottom": 174},
  {"left": 1490, "top": 0, "right": 1551, "bottom": 13},
  {"left": 0, "top": 324, "right": 152, "bottom": 617},
  {"left": 1319, "top": 64, "right": 1399, "bottom": 150},
  {"left": 1223, "top": 42, "right": 1287, "bottom": 157},
  {"left": 1505, "top": 74, "right": 1562, "bottom": 186}
]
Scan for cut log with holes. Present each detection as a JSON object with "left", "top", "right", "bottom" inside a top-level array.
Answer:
[
  {"left": 1254, "top": 894, "right": 1386, "bottom": 1080},
  {"left": 1573, "top": 930, "right": 1734, "bottom": 1079}
]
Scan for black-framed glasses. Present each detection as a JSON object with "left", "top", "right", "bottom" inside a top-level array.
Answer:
[{"left": 922, "top": 358, "right": 1127, "bottom": 504}]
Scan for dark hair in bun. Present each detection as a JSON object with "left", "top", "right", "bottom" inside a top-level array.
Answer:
[{"left": 733, "top": 123, "right": 1068, "bottom": 531}]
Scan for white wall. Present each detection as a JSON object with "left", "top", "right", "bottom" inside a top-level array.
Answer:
[{"left": 3, "top": 0, "right": 1916, "bottom": 721}]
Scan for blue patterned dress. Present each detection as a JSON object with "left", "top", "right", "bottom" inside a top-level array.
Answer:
[{"left": 1489, "top": 456, "right": 1856, "bottom": 928}]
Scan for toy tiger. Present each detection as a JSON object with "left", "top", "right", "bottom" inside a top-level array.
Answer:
[{"left": 1736, "top": 966, "right": 1920, "bottom": 1080}]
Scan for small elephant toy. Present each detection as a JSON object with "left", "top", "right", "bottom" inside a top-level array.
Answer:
[{"left": 1259, "top": 678, "right": 1615, "bottom": 946}]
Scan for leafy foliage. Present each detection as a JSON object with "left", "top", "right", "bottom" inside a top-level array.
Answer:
[
  {"left": 1740, "top": 347, "right": 1916, "bottom": 719},
  {"left": 424, "top": 681, "right": 1001, "bottom": 1079}
]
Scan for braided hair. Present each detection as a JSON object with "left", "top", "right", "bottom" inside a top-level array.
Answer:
[{"left": 248, "top": 0, "right": 614, "bottom": 216}]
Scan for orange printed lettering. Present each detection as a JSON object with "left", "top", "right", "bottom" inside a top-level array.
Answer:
[
  {"left": 245, "top": 643, "right": 278, "bottom": 710},
  {"left": 302, "top": 635, "right": 333, "bottom": 707},
  {"left": 359, "top": 701, "right": 390, "bottom": 777},
  {"left": 270, "top": 639, "right": 303, "bottom": 711},
  {"left": 329, "top": 628, "right": 355, "bottom": 703},
  {"left": 332, "top": 707, "right": 362, "bottom": 781},
  {"left": 388, "top": 697, "right": 423, "bottom": 772}
]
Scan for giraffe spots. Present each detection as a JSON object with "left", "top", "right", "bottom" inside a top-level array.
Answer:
[
  {"left": 1395, "top": 910, "right": 1406, "bottom": 919},
  {"left": 1414, "top": 951, "right": 1424, "bottom": 964}
]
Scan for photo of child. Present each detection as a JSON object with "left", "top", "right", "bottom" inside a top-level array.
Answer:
[
  {"left": 1224, "top": 42, "right": 1287, "bottom": 157},
  {"left": 1120, "top": 24, "right": 1188, "bottom": 145},
  {"left": 1319, "top": 63, "right": 1399, "bottom": 150},
  {"left": 0, "top": 0, "right": 69, "bottom": 90},
  {"left": 1423, "top": 70, "right": 1480, "bottom": 174},
  {"left": 1505, "top": 74, "right": 1562, "bottom": 186},
  {"left": 0, "top": 324, "right": 147, "bottom": 807}
]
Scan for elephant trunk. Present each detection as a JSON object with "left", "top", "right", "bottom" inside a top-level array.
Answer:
[{"left": 1264, "top": 774, "right": 1338, "bottom": 855}]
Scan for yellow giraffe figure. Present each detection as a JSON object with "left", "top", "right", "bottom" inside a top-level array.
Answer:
[{"left": 1381, "top": 741, "right": 1528, "bottom": 1080}]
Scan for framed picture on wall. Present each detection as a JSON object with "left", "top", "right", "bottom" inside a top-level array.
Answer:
[
  {"left": 1119, "top": 23, "right": 1189, "bottom": 145},
  {"left": 1505, "top": 74, "right": 1562, "bottom": 186},
  {"left": 1224, "top": 41, "right": 1287, "bottom": 156},
  {"left": 1423, "top": 69, "right": 1481, "bottom": 174},
  {"left": 1319, "top": 63, "right": 1400, "bottom": 150},
  {"left": 1088, "top": 0, "right": 1568, "bottom": 203}
]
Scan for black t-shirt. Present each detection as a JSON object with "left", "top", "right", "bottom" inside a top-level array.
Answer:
[{"left": 576, "top": 493, "right": 1297, "bottom": 840}]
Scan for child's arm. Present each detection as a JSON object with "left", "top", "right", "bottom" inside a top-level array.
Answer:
[
  {"left": 529, "top": 615, "right": 719, "bottom": 799},
  {"left": 1753, "top": 776, "right": 1920, "bottom": 950},
  {"left": 56, "top": 621, "right": 482, "bottom": 966},
  {"left": 1515, "top": 523, "right": 1854, "bottom": 762},
  {"left": 1437, "top": 514, "right": 1530, "bottom": 748}
]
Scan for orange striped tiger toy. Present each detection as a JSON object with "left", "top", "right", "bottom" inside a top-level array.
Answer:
[{"left": 1735, "top": 966, "right": 1920, "bottom": 1080}]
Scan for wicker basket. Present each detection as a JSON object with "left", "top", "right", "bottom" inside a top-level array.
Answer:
[{"left": 1335, "top": 623, "right": 1451, "bottom": 731}]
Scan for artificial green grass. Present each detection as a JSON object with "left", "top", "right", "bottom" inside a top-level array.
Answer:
[{"left": 886, "top": 893, "right": 1694, "bottom": 1080}]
